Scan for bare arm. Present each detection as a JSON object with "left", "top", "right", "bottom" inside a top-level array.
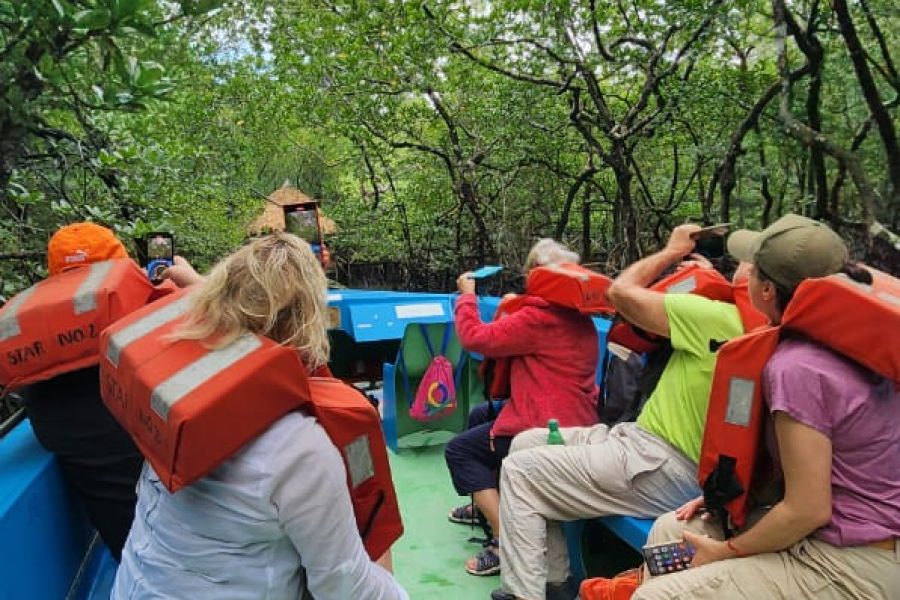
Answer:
[
  {"left": 687, "top": 412, "right": 833, "bottom": 565},
  {"left": 606, "top": 225, "right": 700, "bottom": 338}
]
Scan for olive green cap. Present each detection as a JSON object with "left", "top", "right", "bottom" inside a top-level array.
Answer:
[{"left": 727, "top": 214, "right": 848, "bottom": 291}]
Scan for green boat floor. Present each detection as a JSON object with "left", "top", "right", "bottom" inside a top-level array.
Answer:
[{"left": 389, "top": 444, "right": 498, "bottom": 600}]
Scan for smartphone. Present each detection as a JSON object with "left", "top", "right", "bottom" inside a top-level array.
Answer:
[
  {"left": 145, "top": 232, "right": 174, "bottom": 283},
  {"left": 470, "top": 265, "right": 503, "bottom": 280},
  {"left": 282, "top": 203, "right": 322, "bottom": 246},
  {"left": 642, "top": 539, "right": 695, "bottom": 576},
  {"left": 695, "top": 236, "right": 725, "bottom": 259},
  {"left": 690, "top": 223, "right": 731, "bottom": 240}
]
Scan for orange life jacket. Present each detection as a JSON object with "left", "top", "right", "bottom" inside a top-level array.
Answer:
[
  {"left": 98, "top": 291, "right": 403, "bottom": 560},
  {"left": 607, "top": 265, "right": 768, "bottom": 353},
  {"left": 523, "top": 262, "right": 615, "bottom": 315},
  {"left": 699, "top": 267, "right": 900, "bottom": 530},
  {"left": 0, "top": 259, "right": 156, "bottom": 392}
]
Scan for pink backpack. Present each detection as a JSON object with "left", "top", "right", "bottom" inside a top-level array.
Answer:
[{"left": 400, "top": 324, "right": 465, "bottom": 422}]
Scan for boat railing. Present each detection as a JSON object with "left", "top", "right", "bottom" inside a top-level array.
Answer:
[{"left": 0, "top": 394, "right": 25, "bottom": 438}]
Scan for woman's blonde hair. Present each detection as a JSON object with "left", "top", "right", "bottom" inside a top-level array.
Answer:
[
  {"left": 523, "top": 238, "right": 580, "bottom": 272},
  {"left": 175, "top": 232, "right": 330, "bottom": 369}
]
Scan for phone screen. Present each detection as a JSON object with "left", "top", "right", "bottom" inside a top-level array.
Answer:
[
  {"left": 147, "top": 234, "right": 174, "bottom": 261},
  {"left": 283, "top": 204, "right": 320, "bottom": 244},
  {"left": 145, "top": 233, "right": 174, "bottom": 283},
  {"left": 642, "top": 539, "right": 695, "bottom": 576}
]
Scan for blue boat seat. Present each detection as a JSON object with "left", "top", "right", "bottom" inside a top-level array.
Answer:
[{"left": 566, "top": 516, "right": 654, "bottom": 586}]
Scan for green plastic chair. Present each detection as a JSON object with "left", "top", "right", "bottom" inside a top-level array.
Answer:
[{"left": 382, "top": 321, "right": 483, "bottom": 452}]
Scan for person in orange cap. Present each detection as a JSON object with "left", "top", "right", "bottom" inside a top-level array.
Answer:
[
  {"left": 45, "top": 221, "right": 130, "bottom": 276},
  {"left": 18, "top": 222, "right": 145, "bottom": 562}
]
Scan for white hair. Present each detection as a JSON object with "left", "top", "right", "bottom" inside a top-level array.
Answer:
[{"left": 524, "top": 238, "right": 580, "bottom": 272}]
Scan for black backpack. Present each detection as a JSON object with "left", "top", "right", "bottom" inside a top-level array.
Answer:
[{"left": 599, "top": 341, "right": 673, "bottom": 425}]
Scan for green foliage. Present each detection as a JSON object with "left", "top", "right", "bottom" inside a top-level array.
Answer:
[
  {"left": 0, "top": 0, "right": 224, "bottom": 295},
  {"left": 2, "top": 0, "right": 898, "bottom": 299}
]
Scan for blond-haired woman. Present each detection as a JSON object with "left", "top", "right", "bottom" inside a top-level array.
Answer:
[{"left": 112, "top": 234, "right": 408, "bottom": 600}]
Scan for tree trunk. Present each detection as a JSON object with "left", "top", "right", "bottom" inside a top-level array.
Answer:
[
  {"left": 806, "top": 66, "right": 829, "bottom": 218},
  {"left": 832, "top": 0, "right": 900, "bottom": 203},
  {"left": 612, "top": 145, "right": 639, "bottom": 263}
]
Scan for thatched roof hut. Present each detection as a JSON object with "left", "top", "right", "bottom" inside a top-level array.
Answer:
[{"left": 249, "top": 183, "right": 337, "bottom": 235}]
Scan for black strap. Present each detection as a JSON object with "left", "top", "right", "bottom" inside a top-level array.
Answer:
[
  {"left": 359, "top": 491, "right": 386, "bottom": 540},
  {"left": 702, "top": 454, "right": 743, "bottom": 538}
]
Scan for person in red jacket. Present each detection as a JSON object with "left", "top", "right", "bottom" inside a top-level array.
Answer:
[{"left": 444, "top": 239, "right": 600, "bottom": 576}]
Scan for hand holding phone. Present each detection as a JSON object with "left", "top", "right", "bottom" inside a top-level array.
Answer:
[
  {"left": 687, "top": 224, "right": 730, "bottom": 259},
  {"left": 642, "top": 539, "right": 696, "bottom": 576},
  {"left": 145, "top": 232, "right": 174, "bottom": 284}
]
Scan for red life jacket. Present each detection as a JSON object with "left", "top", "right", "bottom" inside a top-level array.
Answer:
[
  {"left": 607, "top": 265, "right": 768, "bottom": 353},
  {"left": 699, "top": 267, "right": 900, "bottom": 530},
  {"left": 0, "top": 259, "right": 156, "bottom": 392},
  {"left": 98, "top": 291, "right": 403, "bottom": 560}
]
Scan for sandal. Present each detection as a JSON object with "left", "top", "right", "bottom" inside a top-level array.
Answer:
[
  {"left": 466, "top": 539, "right": 500, "bottom": 576},
  {"left": 448, "top": 502, "right": 482, "bottom": 525}
]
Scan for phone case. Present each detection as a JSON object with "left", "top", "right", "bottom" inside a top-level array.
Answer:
[
  {"left": 470, "top": 265, "right": 503, "bottom": 279},
  {"left": 642, "top": 539, "right": 695, "bottom": 576}
]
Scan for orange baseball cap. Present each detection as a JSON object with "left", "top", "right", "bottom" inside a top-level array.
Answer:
[{"left": 47, "top": 222, "right": 129, "bottom": 276}]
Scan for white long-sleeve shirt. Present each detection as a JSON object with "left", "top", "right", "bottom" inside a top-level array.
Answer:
[{"left": 112, "top": 411, "right": 408, "bottom": 600}]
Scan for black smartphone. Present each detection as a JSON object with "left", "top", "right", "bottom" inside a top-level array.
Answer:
[
  {"left": 690, "top": 223, "right": 731, "bottom": 240},
  {"left": 689, "top": 223, "right": 729, "bottom": 259},
  {"left": 282, "top": 203, "right": 322, "bottom": 246},
  {"left": 695, "top": 236, "right": 725, "bottom": 259},
  {"left": 642, "top": 539, "right": 695, "bottom": 576},
  {"left": 145, "top": 232, "right": 174, "bottom": 283}
]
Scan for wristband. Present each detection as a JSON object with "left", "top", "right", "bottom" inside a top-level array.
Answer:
[{"left": 726, "top": 538, "right": 749, "bottom": 558}]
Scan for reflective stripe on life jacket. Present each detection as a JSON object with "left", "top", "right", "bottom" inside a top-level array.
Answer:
[
  {"left": 0, "top": 259, "right": 155, "bottom": 391},
  {"left": 99, "top": 291, "right": 403, "bottom": 560},
  {"left": 699, "top": 267, "right": 900, "bottom": 530}
]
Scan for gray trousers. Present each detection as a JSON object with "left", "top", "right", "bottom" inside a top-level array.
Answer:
[
  {"left": 498, "top": 422, "right": 700, "bottom": 600},
  {"left": 633, "top": 510, "right": 900, "bottom": 599}
]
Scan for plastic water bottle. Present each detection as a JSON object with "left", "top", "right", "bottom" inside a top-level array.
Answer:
[{"left": 547, "top": 418, "right": 565, "bottom": 445}]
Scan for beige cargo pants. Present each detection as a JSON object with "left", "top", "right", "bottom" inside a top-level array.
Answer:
[
  {"left": 498, "top": 422, "right": 701, "bottom": 600},
  {"left": 633, "top": 510, "right": 900, "bottom": 599}
]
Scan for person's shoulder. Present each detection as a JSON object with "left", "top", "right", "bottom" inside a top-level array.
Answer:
[
  {"left": 772, "top": 337, "right": 837, "bottom": 363},
  {"left": 505, "top": 295, "right": 553, "bottom": 318},
  {"left": 767, "top": 337, "right": 856, "bottom": 383},
  {"left": 243, "top": 411, "right": 329, "bottom": 461},
  {"left": 521, "top": 297, "right": 593, "bottom": 326},
  {"left": 520, "top": 294, "right": 552, "bottom": 309},
  {"left": 664, "top": 292, "right": 740, "bottom": 321}
]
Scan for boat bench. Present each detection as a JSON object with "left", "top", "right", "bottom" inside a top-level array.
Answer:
[{"left": 566, "top": 515, "right": 654, "bottom": 585}]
